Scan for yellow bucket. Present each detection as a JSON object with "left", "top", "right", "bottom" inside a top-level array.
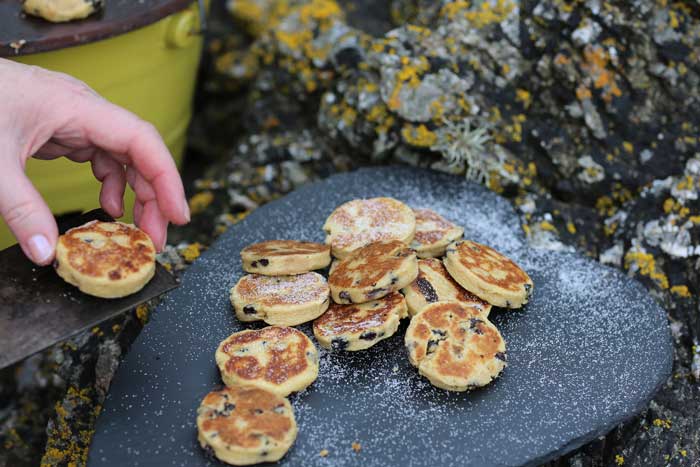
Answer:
[{"left": 0, "top": 1, "right": 205, "bottom": 249}]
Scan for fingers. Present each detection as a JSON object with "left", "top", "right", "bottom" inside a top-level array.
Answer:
[
  {"left": 127, "top": 167, "right": 167, "bottom": 251},
  {"left": 0, "top": 158, "right": 57, "bottom": 265},
  {"left": 91, "top": 151, "right": 126, "bottom": 218},
  {"left": 65, "top": 98, "right": 190, "bottom": 226}
]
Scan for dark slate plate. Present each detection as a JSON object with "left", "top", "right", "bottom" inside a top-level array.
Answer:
[{"left": 89, "top": 167, "right": 672, "bottom": 467}]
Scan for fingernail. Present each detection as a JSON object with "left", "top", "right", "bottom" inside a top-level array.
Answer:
[
  {"left": 27, "top": 234, "right": 52, "bottom": 264},
  {"left": 182, "top": 197, "right": 191, "bottom": 223}
]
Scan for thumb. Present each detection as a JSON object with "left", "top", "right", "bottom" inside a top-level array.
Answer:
[{"left": 0, "top": 159, "right": 58, "bottom": 265}]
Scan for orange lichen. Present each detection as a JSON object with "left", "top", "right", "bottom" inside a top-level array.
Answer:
[{"left": 580, "top": 45, "right": 622, "bottom": 103}]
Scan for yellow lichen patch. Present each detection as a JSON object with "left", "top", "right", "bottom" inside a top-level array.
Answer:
[
  {"left": 623, "top": 141, "right": 634, "bottom": 154},
  {"left": 41, "top": 387, "right": 97, "bottom": 467},
  {"left": 136, "top": 304, "right": 150, "bottom": 325},
  {"left": 615, "top": 454, "right": 625, "bottom": 465},
  {"left": 515, "top": 88, "right": 532, "bottom": 108},
  {"left": 464, "top": 0, "right": 515, "bottom": 28},
  {"left": 580, "top": 45, "right": 622, "bottom": 103},
  {"left": 298, "top": 0, "right": 343, "bottom": 23},
  {"left": 676, "top": 175, "right": 697, "bottom": 191},
  {"left": 189, "top": 191, "right": 215, "bottom": 215},
  {"left": 488, "top": 172, "right": 504, "bottom": 194},
  {"left": 652, "top": 418, "right": 672, "bottom": 429},
  {"left": 401, "top": 124, "right": 437, "bottom": 147},
  {"left": 430, "top": 98, "right": 446, "bottom": 121},
  {"left": 388, "top": 57, "right": 430, "bottom": 111},
  {"left": 624, "top": 251, "right": 670, "bottom": 290},
  {"left": 670, "top": 285, "right": 691, "bottom": 298},
  {"left": 181, "top": 243, "right": 204, "bottom": 263},
  {"left": 320, "top": 449, "right": 330, "bottom": 457},
  {"left": 540, "top": 220, "right": 557, "bottom": 232},
  {"left": 566, "top": 221, "right": 577, "bottom": 234},
  {"left": 663, "top": 198, "right": 675, "bottom": 213},
  {"left": 440, "top": 0, "right": 471, "bottom": 20}
]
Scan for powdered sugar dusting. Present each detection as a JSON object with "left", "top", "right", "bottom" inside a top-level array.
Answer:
[
  {"left": 91, "top": 167, "right": 671, "bottom": 467},
  {"left": 235, "top": 272, "right": 328, "bottom": 306}
]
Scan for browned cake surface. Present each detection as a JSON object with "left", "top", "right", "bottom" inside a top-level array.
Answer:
[
  {"left": 235, "top": 273, "right": 327, "bottom": 306},
  {"left": 314, "top": 293, "right": 405, "bottom": 338},
  {"left": 329, "top": 240, "right": 414, "bottom": 289},
  {"left": 199, "top": 386, "right": 293, "bottom": 448},
  {"left": 409, "top": 258, "right": 490, "bottom": 311},
  {"left": 219, "top": 327, "right": 313, "bottom": 384},
  {"left": 407, "top": 302, "right": 505, "bottom": 380},
  {"left": 326, "top": 198, "right": 414, "bottom": 251},
  {"left": 449, "top": 240, "right": 531, "bottom": 292},
  {"left": 242, "top": 240, "right": 329, "bottom": 258},
  {"left": 57, "top": 221, "right": 154, "bottom": 280},
  {"left": 412, "top": 209, "right": 459, "bottom": 247}
]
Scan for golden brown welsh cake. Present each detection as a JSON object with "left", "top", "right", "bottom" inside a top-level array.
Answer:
[
  {"left": 402, "top": 258, "right": 491, "bottom": 317},
  {"left": 313, "top": 292, "right": 408, "bottom": 351},
  {"left": 215, "top": 326, "right": 319, "bottom": 397},
  {"left": 328, "top": 240, "right": 418, "bottom": 304},
  {"left": 323, "top": 197, "right": 416, "bottom": 259},
  {"left": 444, "top": 240, "right": 533, "bottom": 308},
  {"left": 409, "top": 208, "right": 464, "bottom": 258},
  {"left": 230, "top": 272, "right": 329, "bottom": 326},
  {"left": 405, "top": 301, "right": 506, "bottom": 391},
  {"left": 241, "top": 240, "right": 331, "bottom": 275},
  {"left": 197, "top": 386, "right": 297, "bottom": 465},
  {"left": 54, "top": 221, "right": 156, "bottom": 298}
]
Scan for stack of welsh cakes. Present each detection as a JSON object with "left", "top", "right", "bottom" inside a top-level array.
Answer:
[{"left": 196, "top": 197, "right": 533, "bottom": 466}]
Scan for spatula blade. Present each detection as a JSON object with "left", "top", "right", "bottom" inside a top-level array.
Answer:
[{"left": 0, "top": 209, "right": 179, "bottom": 369}]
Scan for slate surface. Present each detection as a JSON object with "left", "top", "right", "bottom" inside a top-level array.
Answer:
[{"left": 89, "top": 167, "right": 672, "bottom": 467}]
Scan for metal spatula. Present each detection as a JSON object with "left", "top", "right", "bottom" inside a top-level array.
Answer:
[{"left": 0, "top": 209, "right": 179, "bottom": 369}]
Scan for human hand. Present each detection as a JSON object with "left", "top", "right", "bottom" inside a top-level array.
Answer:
[{"left": 0, "top": 58, "right": 190, "bottom": 265}]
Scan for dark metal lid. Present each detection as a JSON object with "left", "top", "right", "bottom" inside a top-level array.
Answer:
[{"left": 0, "top": 0, "right": 194, "bottom": 57}]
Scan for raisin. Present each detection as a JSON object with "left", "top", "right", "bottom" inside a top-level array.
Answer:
[
  {"left": 366, "top": 288, "right": 388, "bottom": 299},
  {"left": 251, "top": 261, "right": 258, "bottom": 268},
  {"left": 359, "top": 331, "right": 377, "bottom": 340},
  {"left": 431, "top": 329, "right": 446, "bottom": 337},
  {"left": 223, "top": 403, "right": 235, "bottom": 413},
  {"left": 495, "top": 352, "right": 507, "bottom": 362},
  {"left": 415, "top": 277, "right": 438, "bottom": 303},
  {"left": 339, "top": 291, "right": 350, "bottom": 302},
  {"left": 243, "top": 305, "right": 257, "bottom": 315},
  {"left": 524, "top": 283, "right": 532, "bottom": 297},
  {"left": 470, "top": 318, "right": 484, "bottom": 335},
  {"left": 109, "top": 270, "right": 121, "bottom": 280},
  {"left": 426, "top": 339, "right": 440, "bottom": 354},
  {"left": 331, "top": 338, "right": 349, "bottom": 350},
  {"left": 259, "top": 259, "right": 269, "bottom": 266}
]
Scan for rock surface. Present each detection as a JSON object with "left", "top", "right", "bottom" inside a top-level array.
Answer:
[{"left": 0, "top": 0, "right": 699, "bottom": 466}]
